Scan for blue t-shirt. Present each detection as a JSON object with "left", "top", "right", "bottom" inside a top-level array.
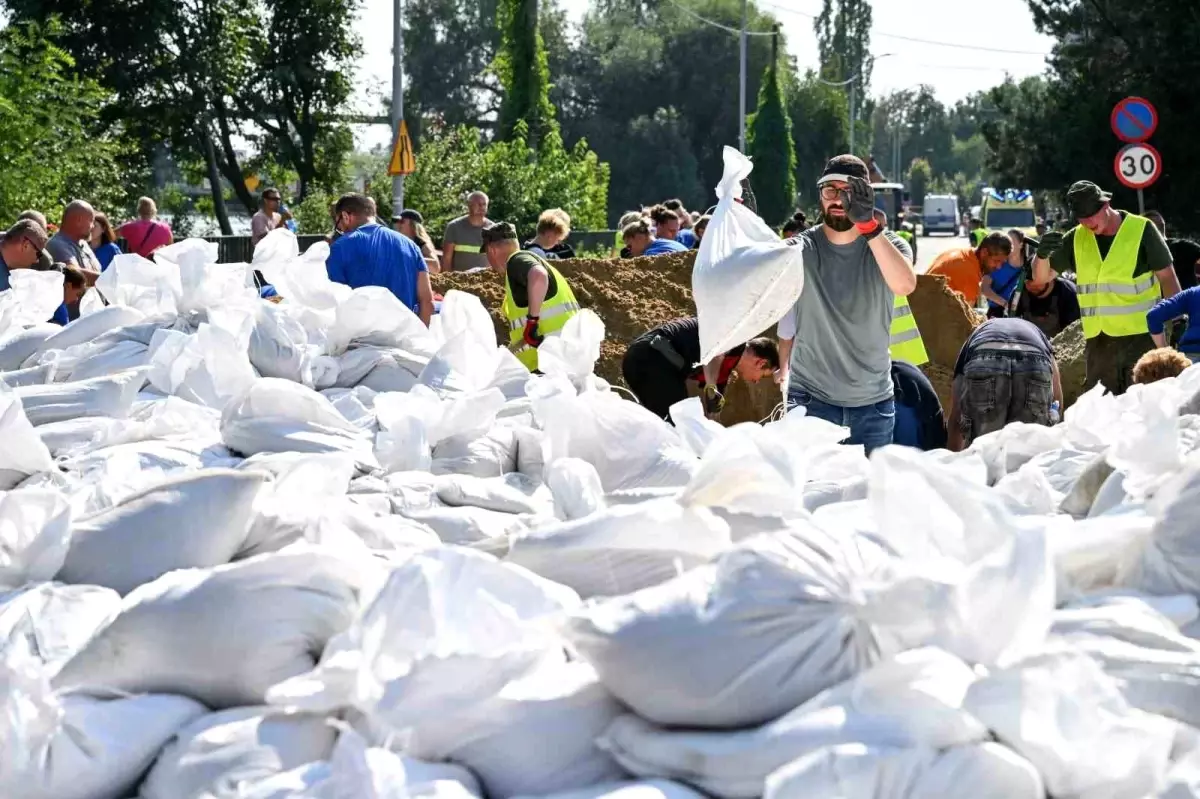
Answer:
[
  {"left": 326, "top": 223, "right": 427, "bottom": 313},
  {"left": 1148, "top": 286, "right": 1200, "bottom": 355},
  {"left": 988, "top": 264, "right": 1023, "bottom": 310},
  {"left": 50, "top": 304, "right": 70, "bottom": 326},
  {"left": 92, "top": 242, "right": 122, "bottom": 271},
  {"left": 643, "top": 238, "right": 689, "bottom": 257},
  {"left": 676, "top": 229, "right": 698, "bottom": 249}
]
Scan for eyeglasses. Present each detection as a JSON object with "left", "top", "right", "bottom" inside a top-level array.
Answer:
[{"left": 819, "top": 185, "right": 846, "bottom": 201}]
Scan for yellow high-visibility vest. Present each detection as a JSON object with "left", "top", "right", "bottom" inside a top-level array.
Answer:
[
  {"left": 502, "top": 256, "right": 581, "bottom": 371},
  {"left": 890, "top": 294, "right": 929, "bottom": 366},
  {"left": 1074, "top": 214, "right": 1157, "bottom": 339},
  {"left": 970, "top": 228, "right": 987, "bottom": 247}
]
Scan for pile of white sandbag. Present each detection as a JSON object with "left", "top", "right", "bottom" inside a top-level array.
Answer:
[{"left": 4, "top": 225, "right": 1200, "bottom": 799}]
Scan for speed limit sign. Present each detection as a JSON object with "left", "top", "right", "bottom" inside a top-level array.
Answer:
[{"left": 1114, "top": 143, "right": 1162, "bottom": 189}]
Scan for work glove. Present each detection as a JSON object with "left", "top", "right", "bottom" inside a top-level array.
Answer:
[
  {"left": 1036, "top": 231, "right": 1064, "bottom": 259},
  {"left": 702, "top": 383, "right": 726, "bottom": 416},
  {"left": 841, "top": 177, "right": 880, "bottom": 236},
  {"left": 522, "top": 316, "right": 544, "bottom": 348}
]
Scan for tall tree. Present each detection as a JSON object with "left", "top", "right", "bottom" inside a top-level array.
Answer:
[
  {"left": 496, "top": 0, "right": 556, "bottom": 147},
  {"left": 748, "top": 30, "right": 797, "bottom": 226},
  {"left": 814, "top": 0, "right": 873, "bottom": 148},
  {"left": 787, "top": 71, "right": 849, "bottom": 207},
  {"left": 906, "top": 157, "right": 932, "bottom": 208}
]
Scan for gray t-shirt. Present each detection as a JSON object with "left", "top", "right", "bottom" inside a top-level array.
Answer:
[
  {"left": 47, "top": 232, "right": 101, "bottom": 274},
  {"left": 777, "top": 227, "right": 913, "bottom": 406},
  {"left": 443, "top": 215, "right": 491, "bottom": 271}
]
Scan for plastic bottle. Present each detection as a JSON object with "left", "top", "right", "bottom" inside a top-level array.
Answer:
[{"left": 1050, "top": 400, "right": 1061, "bottom": 424}]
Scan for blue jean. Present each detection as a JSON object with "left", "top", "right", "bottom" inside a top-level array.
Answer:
[
  {"left": 954, "top": 349, "right": 1054, "bottom": 448},
  {"left": 787, "top": 386, "right": 896, "bottom": 454}
]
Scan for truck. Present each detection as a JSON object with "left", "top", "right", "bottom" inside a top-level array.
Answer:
[
  {"left": 922, "top": 194, "right": 960, "bottom": 236},
  {"left": 980, "top": 188, "right": 1037, "bottom": 238}
]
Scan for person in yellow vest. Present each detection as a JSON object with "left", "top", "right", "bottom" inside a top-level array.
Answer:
[
  {"left": 872, "top": 209, "right": 930, "bottom": 367},
  {"left": 1035, "top": 181, "right": 1181, "bottom": 395},
  {"left": 481, "top": 221, "right": 581, "bottom": 371}
]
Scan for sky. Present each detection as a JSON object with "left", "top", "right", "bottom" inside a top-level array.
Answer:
[{"left": 352, "top": 0, "right": 1056, "bottom": 148}]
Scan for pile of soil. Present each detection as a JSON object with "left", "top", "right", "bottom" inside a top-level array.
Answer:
[
  {"left": 1052, "top": 320, "right": 1087, "bottom": 408},
  {"left": 433, "top": 255, "right": 986, "bottom": 426}
]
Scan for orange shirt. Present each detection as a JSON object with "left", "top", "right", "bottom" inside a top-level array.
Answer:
[{"left": 926, "top": 247, "right": 983, "bottom": 305}]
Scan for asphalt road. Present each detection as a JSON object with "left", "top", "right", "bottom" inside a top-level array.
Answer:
[{"left": 914, "top": 231, "right": 968, "bottom": 274}]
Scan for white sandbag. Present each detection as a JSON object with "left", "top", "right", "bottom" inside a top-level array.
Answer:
[
  {"left": 545, "top": 458, "right": 606, "bottom": 521},
  {"left": 966, "top": 421, "right": 1068, "bottom": 485},
  {"left": 148, "top": 318, "right": 256, "bottom": 409},
  {"left": 0, "top": 323, "right": 59, "bottom": 371},
  {"left": 54, "top": 338, "right": 151, "bottom": 383},
  {"left": 34, "top": 305, "right": 147, "bottom": 355},
  {"left": 0, "top": 362, "right": 55, "bottom": 387},
  {"left": 533, "top": 385, "right": 697, "bottom": 492},
  {"left": 87, "top": 252, "right": 183, "bottom": 317},
  {"left": 514, "top": 425, "right": 549, "bottom": 479},
  {"left": 386, "top": 471, "right": 442, "bottom": 514},
  {"left": 566, "top": 524, "right": 926, "bottom": 729},
  {"left": 221, "top": 378, "right": 378, "bottom": 468},
  {"left": 405, "top": 660, "right": 625, "bottom": 799},
  {"left": 15, "top": 368, "right": 147, "bottom": 425},
  {"left": 866, "top": 446, "right": 1054, "bottom": 667},
  {"left": 139, "top": 706, "right": 338, "bottom": 799},
  {"left": 53, "top": 547, "right": 376, "bottom": 709},
  {"left": 1, "top": 269, "right": 63, "bottom": 328},
  {"left": 330, "top": 286, "right": 435, "bottom": 356},
  {"left": 514, "top": 781, "right": 708, "bottom": 799},
  {"left": 599, "top": 648, "right": 987, "bottom": 799},
  {"left": 359, "top": 350, "right": 426, "bottom": 392},
  {"left": 267, "top": 547, "right": 579, "bottom": 733},
  {"left": 38, "top": 395, "right": 222, "bottom": 461},
  {"left": 249, "top": 300, "right": 315, "bottom": 385},
  {"left": 535, "top": 310, "right": 606, "bottom": 391},
  {"left": 322, "top": 386, "right": 379, "bottom": 431},
  {"left": 402, "top": 505, "right": 528, "bottom": 554},
  {"left": 0, "top": 380, "right": 55, "bottom": 486},
  {"left": 0, "top": 582, "right": 120, "bottom": 674},
  {"left": 436, "top": 473, "right": 552, "bottom": 515},
  {"left": 0, "top": 489, "right": 72, "bottom": 590},
  {"left": 432, "top": 427, "right": 520, "bottom": 477},
  {"left": 1123, "top": 458, "right": 1200, "bottom": 596},
  {"left": 962, "top": 649, "right": 1177, "bottom": 799},
  {"left": 693, "top": 146, "right": 805, "bottom": 363},
  {"left": 56, "top": 469, "right": 266, "bottom": 594},
  {"left": 763, "top": 743, "right": 1044, "bottom": 799},
  {"left": 239, "top": 726, "right": 482, "bottom": 799}
]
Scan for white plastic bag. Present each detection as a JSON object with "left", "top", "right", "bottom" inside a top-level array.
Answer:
[
  {"left": 3, "top": 269, "right": 65, "bottom": 328},
  {"left": 763, "top": 743, "right": 1045, "bottom": 799},
  {"left": 87, "top": 253, "right": 183, "bottom": 317},
  {"left": 330, "top": 287, "right": 435, "bottom": 356},
  {"left": 15, "top": 368, "right": 147, "bottom": 426},
  {"left": 53, "top": 547, "right": 376, "bottom": 709},
  {"left": 536, "top": 310, "right": 606, "bottom": 389},
  {"left": 545, "top": 458, "right": 606, "bottom": 521},
  {"left": 56, "top": 469, "right": 267, "bottom": 594},
  {"left": 267, "top": 547, "right": 579, "bottom": 732},
  {"left": 140, "top": 706, "right": 338, "bottom": 799},
  {"left": 0, "top": 380, "right": 55, "bottom": 486},
  {"left": 516, "top": 781, "right": 709, "bottom": 799},
  {"left": 436, "top": 473, "right": 552, "bottom": 515},
  {"left": 0, "top": 324, "right": 59, "bottom": 371},
  {"left": 0, "top": 489, "right": 72, "bottom": 590},
  {"left": 693, "top": 146, "right": 806, "bottom": 363},
  {"left": 34, "top": 305, "right": 147, "bottom": 355},
  {"left": 962, "top": 649, "right": 1177, "bottom": 799},
  {"left": 566, "top": 524, "right": 921, "bottom": 728},
  {"left": 598, "top": 648, "right": 988, "bottom": 799},
  {"left": 0, "top": 582, "right": 120, "bottom": 674}
]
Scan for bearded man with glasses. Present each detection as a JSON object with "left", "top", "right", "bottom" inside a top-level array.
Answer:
[{"left": 775, "top": 154, "right": 918, "bottom": 453}]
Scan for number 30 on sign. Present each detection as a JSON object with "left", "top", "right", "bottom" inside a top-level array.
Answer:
[{"left": 1114, "top": 142, "right": 1162, "bottom": 189}]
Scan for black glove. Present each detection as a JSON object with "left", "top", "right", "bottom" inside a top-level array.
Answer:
[
  {"left": 840, "top": 177, "right": 879, "bottom": 234},
  {"left": 1036, "top": 231, "right": 1064, "bottom": 260},
  {"left": 522, "top": 316, "right": 544, "bottom": 348},
  {"left": 702, "top": 384, "right": 726, "bottom": 416}
]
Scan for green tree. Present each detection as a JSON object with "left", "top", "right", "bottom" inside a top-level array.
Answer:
[
  {"left": 747, "top": 33, "right": 797, "bottom": 226},
  {"left": 0, "top": 21, "right": 142, "bottom": 223},
  {"left": 787, "top": 71, "right": 849, "bottom": 206},
  {"left": 814, "top": 0, "right": 873, "bottom": 152},
  {"left": 495, "top": 0, "right": 557, "bottom": 147},
  {"left": 907, "top": 157, "right": 933, "bottom": 209}
]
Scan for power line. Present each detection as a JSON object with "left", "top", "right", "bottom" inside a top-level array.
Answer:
[
  {"left": 660, "top": 0, "right": 778, "bottom": 36},
  {"left": 758, "top": 0, "right": 1053, "bottom": 55}
]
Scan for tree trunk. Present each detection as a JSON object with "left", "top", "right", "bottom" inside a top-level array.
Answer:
[
  {"left": 201, "top": 131, "right": 233, "bottom": 235},
  {"left": 212, "top": 99, "right": 259, "bottom": 213}
]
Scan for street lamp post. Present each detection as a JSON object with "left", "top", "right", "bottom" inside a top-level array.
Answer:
[
  {"left": 391, "top": 0, "right": 405, "bottom": 213},
  {"left": 738, "top": 0, "right": 748, "bottom": 152}
]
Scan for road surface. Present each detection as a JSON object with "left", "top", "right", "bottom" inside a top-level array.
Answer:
[{"left": 915, "top": 231, "right": 967, "bottom": 274}]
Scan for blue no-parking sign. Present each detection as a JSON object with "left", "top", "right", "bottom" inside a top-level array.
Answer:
[{"left": 1110, "top": 97, "right": 1158, "bottom": 143}]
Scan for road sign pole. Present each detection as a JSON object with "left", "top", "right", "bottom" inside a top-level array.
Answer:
[
  {"left": 1138, "top": 188, "right": 1145, "bottom": 215},
  {"left": 392, "top": 0, "right": 405, "bottom": 214}
]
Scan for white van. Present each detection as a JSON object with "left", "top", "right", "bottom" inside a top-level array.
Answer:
[{"left": 923, "top": 195, "right": 960, "bottom": 236}]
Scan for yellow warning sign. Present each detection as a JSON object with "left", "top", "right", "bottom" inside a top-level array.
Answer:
[{"left": 387, "top": 120, "right": 416, "bottom": 176}]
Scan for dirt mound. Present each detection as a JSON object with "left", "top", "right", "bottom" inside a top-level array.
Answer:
[
  {"left": 909, "top": 273, "right": 983, "bottom": 369},
  {"left": 433, "top": 256, "right": 986, "bottom": 426},
  {"left": 1052, "top": 320, "right": 1087, "bottom": 408}
]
